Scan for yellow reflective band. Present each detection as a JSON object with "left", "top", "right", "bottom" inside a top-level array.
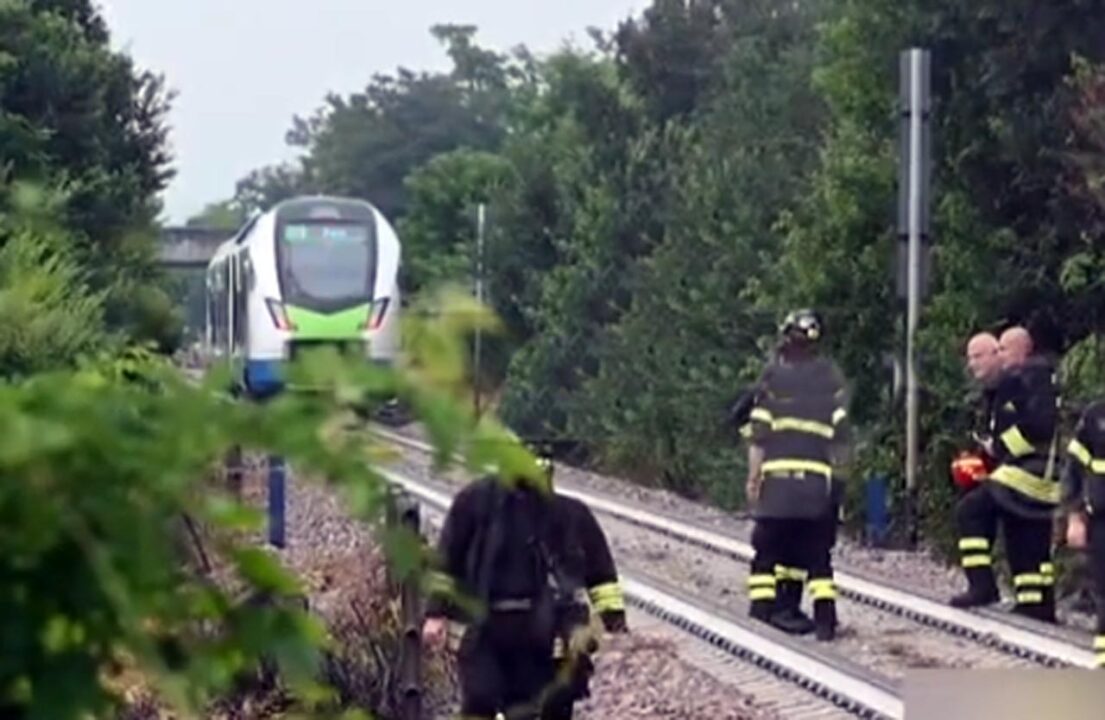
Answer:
[
  {"left": 750, "top": 588, "right": 777, "bottom": 601},
  {"left": 990, "top": 465, "right": 1059, "bottom": 504},
  {"left": 962, "top": 555, "right": 992, "bottom": 568},
  {"left": 1015, "top": 591, "right": 1043, "bottom": 604},
  {"left": 1095, "top": 653, "right": 1105, "bottom": 669},
  {"left": 1093, "top": 459, "right": 1105, "bottom": 474},
  {"left": 771, "top": 417, "right": 834, "bottom": 438},
  {"left": 1068, "top": 439, "right": 1093, "bottom": 467},
  {"left": 1094, "top": 636, "right": 1105, "bottom": 651},
  {"left": 1039, "top": 574, "right": 1055, "bottom": 586},
  {"left": 774, "top": 565, "right": 808, "bottom": 581},
  {"left": 1040, "top": 562, "right": 1055, "bottom": 575},
  {"left": 762, "top": 459, "right": 833, "bottom": 477},
  {"left": 959, "top": 537, "right": 989, "bottom": 551},
  {"left": 1013, "top": 573, "right": 1044, "bottom": 587},
  {"left": 1001, "top": 426, "right": 1034, "bottom": 457},
  {"left": 808, "top": 579, "right": 836, "bottom": 600},
  {"left": 833, "top": 407, "right": 847, "bottom": 425},
  {"left": 748, "top": 574, "right": 777, "bottom": 588},
  {"left": 750, "top": 408, "right": 773, "bottom": 423},
  {"left": 739, "top": 423, "right": 753, "bottom": 438},
  {"left": 588, "top": 582, "right": 625, "bottom": 612}
]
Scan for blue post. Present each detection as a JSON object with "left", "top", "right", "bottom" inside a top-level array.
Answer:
[
  {"left": 865, "top": 473, "right": 889, "bottom": 547},
  {"left": 268, "top": 454, "right": 286, "bottom": 548}
]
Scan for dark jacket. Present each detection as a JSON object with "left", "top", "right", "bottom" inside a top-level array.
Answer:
[
  {"left": 425, "top": 477, "right": 627, "bottom": 633},
  {"left": 985, "top": 355, "right": 1060, "bottom": 512},
  {"left": 1061, "top": 399, "right": 1105, "bottom": 516},
  {"left": 745, "top": 355, "right": 851, "bottom": 519}
]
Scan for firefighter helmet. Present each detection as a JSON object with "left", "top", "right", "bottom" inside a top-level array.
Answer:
[{"left": 780, "top": 308, "right": 823, "bottom": 342}]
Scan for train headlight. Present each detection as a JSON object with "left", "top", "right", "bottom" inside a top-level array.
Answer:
[
  {"left": 363, "top": 297, "right": 390, "bottom": 331},
  {"left": 265, "top": 298, "right": 296, "bottom": 331}
]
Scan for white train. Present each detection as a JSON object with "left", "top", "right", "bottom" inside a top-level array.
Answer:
[{"left": 205, "top": 195, "right": 402, "bottom": 398}]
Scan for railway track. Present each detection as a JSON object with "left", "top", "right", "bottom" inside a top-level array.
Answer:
[
  {"left": 383, "top": 466, "right": 903, "bottom": 719},
  {"left": 372, "top": 426, "right": 1097, "bottom": 671}
]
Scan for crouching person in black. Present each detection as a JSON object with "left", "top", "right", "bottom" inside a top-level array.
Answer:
[{"left": 422, "top": 452, "right": 628, "bottom": 719}]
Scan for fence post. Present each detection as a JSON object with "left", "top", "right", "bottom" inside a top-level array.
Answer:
[
  {"left": 384, "top": 487, "right": 400, "bottom": 593},
  {"left": 395, "top": 495, "right": 423, "bottom": 720},
  {"left": 268, "top": 454, "right": 286, "bottom": 548},
  {"left": 226, "top": 444, "right": 244, "bottom": 501}
]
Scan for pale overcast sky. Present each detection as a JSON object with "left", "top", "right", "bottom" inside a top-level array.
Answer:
[{"left": 96, "top": 1, "right": 647, "bottom": 224}]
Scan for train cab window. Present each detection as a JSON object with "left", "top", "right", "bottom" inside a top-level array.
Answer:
[{"left": 277, "top": 221, "right": 375, "bottom": 305}]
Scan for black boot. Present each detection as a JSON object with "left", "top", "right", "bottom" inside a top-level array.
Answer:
[
  {"left": 772, "top": 578, "right": 813, "bottom": 633},
  {"left": 949, "top": 566, "right": 999, "bottom": 608},
  {"left": 749, "top": 598, "right": 774, "bottom": 624},
  {"left": 770, "top": 607, "right": 815, "bottom": 635},
  {"left": 814, "top": 600, "right": 836, "bottom": 641}
]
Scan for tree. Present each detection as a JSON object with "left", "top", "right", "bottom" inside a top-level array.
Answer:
[
  {"left": 0, "top": 183, "right": 110, "bottom": 378},
  {"left": 185, "top": 200, "right": 248, "bottom": 231},
  {"left": 573, "top": 0, "right": 826, "bottom": 502},
  {"left": 0, "top": 0, "right": 173, "bottom": 242},
  {"left": 0, "top": 0, "right": 180, "bottom": 351},
  {"left": 763, "top": 0, "right": 1105, "bottom": 541},
  {"left": 398, "top": 149, "right": 513, "bottom": 296}
]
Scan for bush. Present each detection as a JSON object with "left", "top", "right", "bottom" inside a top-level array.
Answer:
[
  {"left": 0, "top": 190, "right": 113, "bottom": 378},
  {"left": 0, "top": 287, "right": 535, "bottom": 719}
]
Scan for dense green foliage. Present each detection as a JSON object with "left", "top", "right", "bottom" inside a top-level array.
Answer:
[
  {"left": 0, "top": 185, "right": 110, "bottom": 378},
  {"left": 0, "top": 6, "right": 542, "bottom": 717},
  {"left": 0, "top": 286, "right": 536, "bottom": 720},
  {"left": 215, "top": 0, "right": 1105, "bottom": 545},
  {"left": 1, "top": 0, "right": 182, "bottom": 352}
]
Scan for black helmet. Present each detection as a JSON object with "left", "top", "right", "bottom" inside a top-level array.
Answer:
[{"left": 779, "top": 308, "right": 823, "bottom": 343}]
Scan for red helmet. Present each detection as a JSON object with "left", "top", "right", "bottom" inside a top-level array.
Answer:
[{"left": 951, "top": 452, "right": 990, "bottom": 490}]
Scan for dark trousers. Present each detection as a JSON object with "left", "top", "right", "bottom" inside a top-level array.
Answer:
[
  {"left": 458, "top": 613, "right": 573, "bottom": 719},
  {"left": 749, "top": 516, "right": 836, "bottom": 621},
  {"left": 955, "top": 484, "right": 1054, "bottom": 618},
  {"left": 1090, "top": 516, "right": 1105, "bottom": 667}
]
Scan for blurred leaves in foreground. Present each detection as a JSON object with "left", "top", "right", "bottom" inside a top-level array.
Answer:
[{"left": 0, "top": 283, "right": 532, "bottom": 719}]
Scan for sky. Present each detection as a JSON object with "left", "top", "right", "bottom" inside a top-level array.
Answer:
[{"left": 96, "top": 1, "right": 648, "bottom": 225}]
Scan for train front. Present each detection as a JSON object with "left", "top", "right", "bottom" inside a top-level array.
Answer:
[{"left": 247, "top": 197, "right": 400, "bottom": 398}]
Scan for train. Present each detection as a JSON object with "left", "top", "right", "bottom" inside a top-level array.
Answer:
[{"left": 204, "top": 195, "right": 402, "bottom": 401}]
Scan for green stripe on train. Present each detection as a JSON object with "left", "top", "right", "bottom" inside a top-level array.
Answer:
[{"left": 286, "top": 303, "right": 369, "bottom": 339}]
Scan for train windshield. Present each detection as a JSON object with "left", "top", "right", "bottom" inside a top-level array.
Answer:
[{"left": 278, "top": 221, "right": 374, "bottom": 302}]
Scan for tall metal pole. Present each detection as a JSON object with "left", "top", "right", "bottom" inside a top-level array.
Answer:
[
  {"left": 905, "top": 49, "right": 923, "bottom": 500},
  {"left": 396, "top": 495, "right": 423, "bottom": 720},
  {"left": 474, "top": 203, "right": 486, "bottom": 417}
]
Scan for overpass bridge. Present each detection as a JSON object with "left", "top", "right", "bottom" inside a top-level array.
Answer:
[{"left": 158, "top": 226, "right": 229, "bottom": 267}]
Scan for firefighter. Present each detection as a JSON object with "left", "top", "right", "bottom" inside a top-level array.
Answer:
[
  {"left": 950, "top": 333, "right": 1002, "bottom": 493},
  {"left": 950, "top": 326, "right": 1060, "bottom": 622},
  {"left": 422, "top": 445, "right": 627, "bottom": 719},
  {"left": 742, "top": 308, "right": 851, "bottom": 641},
  {"left": 732, "top": 349, "right": 816, "bottom": 631},
  {"left": 1062, "top": 399, "right": 1105, "bottom": 667}
]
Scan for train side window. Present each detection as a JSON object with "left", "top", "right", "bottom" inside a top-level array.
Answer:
[{"left": 234, "top": 255, "right": 248, "bottom": 350}]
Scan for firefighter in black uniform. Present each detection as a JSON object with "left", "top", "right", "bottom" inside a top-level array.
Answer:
[
  {"left": 740, "top": 309, "right": 851, "bottom": 641},
  {"left": 422, "top": 448, "right": 628, "bottom": 719},
  {"left": 1061, "top": 400, "right": 1105, "bottom": 667},
  {"left": 950, "top": 327, "right": 1060, "bottom": 622}
]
